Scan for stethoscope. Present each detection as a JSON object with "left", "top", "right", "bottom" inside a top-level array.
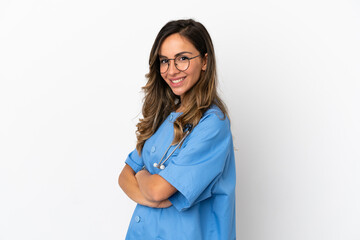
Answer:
[{"left": 153, "top": 123, "right": 193, "bottom": 170}]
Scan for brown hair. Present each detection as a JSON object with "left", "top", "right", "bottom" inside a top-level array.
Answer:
[{"left": 136, "top": 19, "right": 228, "bottom": 154}]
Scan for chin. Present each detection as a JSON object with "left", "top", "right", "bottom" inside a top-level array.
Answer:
[{"left": 172, "top": 90, "right": 184, "bottom": 97}]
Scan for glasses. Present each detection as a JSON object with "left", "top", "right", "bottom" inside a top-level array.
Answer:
[{"left": 159, "top": 54, "right": 201, "bottom": 74}]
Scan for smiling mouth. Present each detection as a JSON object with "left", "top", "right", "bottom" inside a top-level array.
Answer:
[{"left": 171, "top": 77, "right": 185, "bottom": 84}]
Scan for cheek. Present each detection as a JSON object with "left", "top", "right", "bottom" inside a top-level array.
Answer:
[
  {"left": 190, "top": 62, "right": 203, "bottom": 74},
  {"left": 188, "top": 66, "right": 202, "bottom": 82}
]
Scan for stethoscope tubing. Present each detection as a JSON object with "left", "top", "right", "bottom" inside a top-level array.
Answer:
[
  {"left": 154, "top": 124, "right": 193, "bottom": 170},
  {"left": 155, "top": 131, "right": 190, "bottom": 169}
]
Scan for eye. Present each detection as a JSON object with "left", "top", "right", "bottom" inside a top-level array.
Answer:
[
  {"left": 177, "top": 56, "right": 189, "bottom": 62},
  {"left": 160, "top": 59, "right": 169, "bottom": 64}
]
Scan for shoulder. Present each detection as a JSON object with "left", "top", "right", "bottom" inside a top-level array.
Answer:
[
  {"left": 199, "top": 105, "right": 229, "bottom": 129},
  {"left": 189, "top": 105, "right": 231, "bottom": 140}
]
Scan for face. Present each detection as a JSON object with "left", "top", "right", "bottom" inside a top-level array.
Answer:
[{"left": 159, "top": 33, "right": 207, "bottom": 101}]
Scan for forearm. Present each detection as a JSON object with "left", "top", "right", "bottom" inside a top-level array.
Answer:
[
  {"left": 136, "top": 169, "right": 177, "bottom": 202},
  {"left": 135, "top": 169, "right": 157, "bottom": 201},
  {"left": 118, "top": 164, "right": 172, "bottom": 208},
  {"left": 118, "top": 165, "right": 147, "bottom": 205}
]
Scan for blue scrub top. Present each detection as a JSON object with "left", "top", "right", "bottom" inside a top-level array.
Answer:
[{"left": 125, "top": 105, "right": 236, "bottom": 240}]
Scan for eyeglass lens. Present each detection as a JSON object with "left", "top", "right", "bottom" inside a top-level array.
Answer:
[{"left": 160, "top": 56, "right": 190, "bottom": 73}]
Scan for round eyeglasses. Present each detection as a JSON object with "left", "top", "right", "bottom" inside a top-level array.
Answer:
[{"left": 159, "top": 55, "right": 201, "bottom": 74}]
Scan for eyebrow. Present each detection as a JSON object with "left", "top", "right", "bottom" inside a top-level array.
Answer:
[{"left": 158, "top": 51, "right": 193, "bottom": 58}]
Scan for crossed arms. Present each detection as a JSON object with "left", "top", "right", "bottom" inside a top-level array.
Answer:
[{"left": 118, "top": 164, "right": 177, "bottom": 208}]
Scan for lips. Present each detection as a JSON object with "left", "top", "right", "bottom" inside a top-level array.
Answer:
[{"left": 170, "top": 77, "right": 186, "bottom": 84}]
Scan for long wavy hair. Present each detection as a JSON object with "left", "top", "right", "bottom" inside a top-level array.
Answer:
[{"left": 136, "top": 19, "right": 228, "bottom": 154}]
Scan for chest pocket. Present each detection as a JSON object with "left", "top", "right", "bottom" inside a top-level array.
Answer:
[
  {"left": 164, "top": 144, "right": 180, "bottom": 159},
  {"left": 162, "top": 140, "right": 190, "bottom": 166}
]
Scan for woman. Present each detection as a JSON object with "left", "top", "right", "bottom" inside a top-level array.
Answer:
[{"left": 118, "top": 19, "right": 236, "bottom": 240}]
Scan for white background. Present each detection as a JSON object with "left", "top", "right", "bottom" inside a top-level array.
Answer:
[{"left": 1, "top": 0, "right": 359, "bottom": 239}]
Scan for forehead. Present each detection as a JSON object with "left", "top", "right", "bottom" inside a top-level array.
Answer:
[{"left": 159, "top": 33, "right": 197, "bottom": 57}]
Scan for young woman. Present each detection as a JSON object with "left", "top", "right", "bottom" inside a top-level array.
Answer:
[{"left": 118, "top": 19, "right": 236, "bottom": 240}]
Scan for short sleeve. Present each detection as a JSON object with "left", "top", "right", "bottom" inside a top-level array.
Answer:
[
  {"left": 158, "top": 111, "right": 233, "bottom": 212},
  {"left": 125, "top": 148, "right": 144, "bottom": 173}
]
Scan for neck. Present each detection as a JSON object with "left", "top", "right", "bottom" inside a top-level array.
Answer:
[
  {"left": 176, "top": 106, "right": 184, "bottom": 113},
  {"left": 177, "top": 96, "right": 188, "bottom": 112}
]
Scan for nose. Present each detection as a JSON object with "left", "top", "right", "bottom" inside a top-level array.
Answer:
[{"left": 167, "top": 59, "right": 180, "bottom": 75}]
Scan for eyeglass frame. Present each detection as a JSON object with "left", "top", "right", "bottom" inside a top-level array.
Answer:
[{"left": 159, "top": 54, "right": 202, "bottom": 74}]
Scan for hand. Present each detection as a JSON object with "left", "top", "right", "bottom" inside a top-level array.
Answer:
[{"left": 135, "top": 169, "right": 149, "bottom": 179}]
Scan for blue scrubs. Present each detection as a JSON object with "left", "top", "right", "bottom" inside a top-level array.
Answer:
[{"left": 125, "top": 105, "right": 236, "bottom": 240}]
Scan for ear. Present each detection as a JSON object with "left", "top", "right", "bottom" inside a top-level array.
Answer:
[{"left": 201, "top": 53, "right": 208, "bottom": 71}]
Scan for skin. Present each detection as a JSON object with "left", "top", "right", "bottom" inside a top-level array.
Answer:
[
  {"left": 118, "top": 33, "right": 207, "bottom": 207},
  {"left": 118, "top": 165, "right": 172, "bottom": 208},
  {"left": 159, "top": 33, "right": 207, "bottom": 109}
]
